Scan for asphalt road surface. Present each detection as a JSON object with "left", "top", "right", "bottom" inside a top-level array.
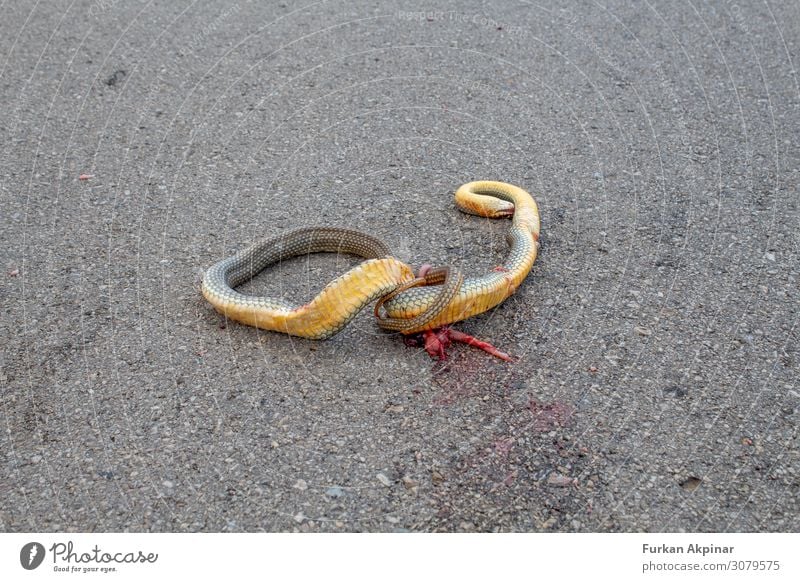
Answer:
[{"left": 1, "top": 0, "right": 798, "bottom": 532}]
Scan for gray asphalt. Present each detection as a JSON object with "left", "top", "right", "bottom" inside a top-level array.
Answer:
[{"left": 1, "top": 0, "right": 798, "bottom": 532}]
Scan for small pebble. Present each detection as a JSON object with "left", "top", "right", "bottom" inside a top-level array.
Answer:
[
  {"left": 680, "top": 476, "right": 702, "bottom": 491},
  {"left": 376, "top": 473, "right": 391, "bottom": 487},
  {"left": 325, "top": 486, "right": 344, "bottom": 498},
  {"left": 401, "top": 476, "right": 419, "bottom": 490},
  {"left": 546, "top": 473, "right": 574, "bottom": 487}
]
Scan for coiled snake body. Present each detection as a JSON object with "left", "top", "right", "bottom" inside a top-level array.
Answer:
[
  {"left": 201, "top": 181, "right": 540, "bottom": 342},
  {"left": 374, "top": 181, "right": 540, "bottom": 333}
]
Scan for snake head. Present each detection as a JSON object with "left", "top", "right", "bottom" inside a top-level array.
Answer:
[{"left": 455, "top": 184, "right": 516, "bottom": 218}]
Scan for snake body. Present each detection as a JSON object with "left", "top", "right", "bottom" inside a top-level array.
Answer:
[
  {"left": 201, "top": 182, "right": 539, "bottom": 340},
  {"left": 201, "top": 227, "right": 414, "bottom": 339},
  {"left": 376, "top": 181, "right": 540, "bottom": 334}
]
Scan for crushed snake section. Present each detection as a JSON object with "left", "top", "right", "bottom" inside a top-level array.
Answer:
[{"left": 375, "top": 181, "right": 540, "bottom": 334}]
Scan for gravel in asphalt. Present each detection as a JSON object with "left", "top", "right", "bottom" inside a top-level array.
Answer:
[{"left": 1, "top": 0, "right": 798, "bottom": 532}]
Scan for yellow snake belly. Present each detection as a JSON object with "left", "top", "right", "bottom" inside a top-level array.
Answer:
[{"left": 201, "top": 227, "right": 415, "bottom": 339}]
